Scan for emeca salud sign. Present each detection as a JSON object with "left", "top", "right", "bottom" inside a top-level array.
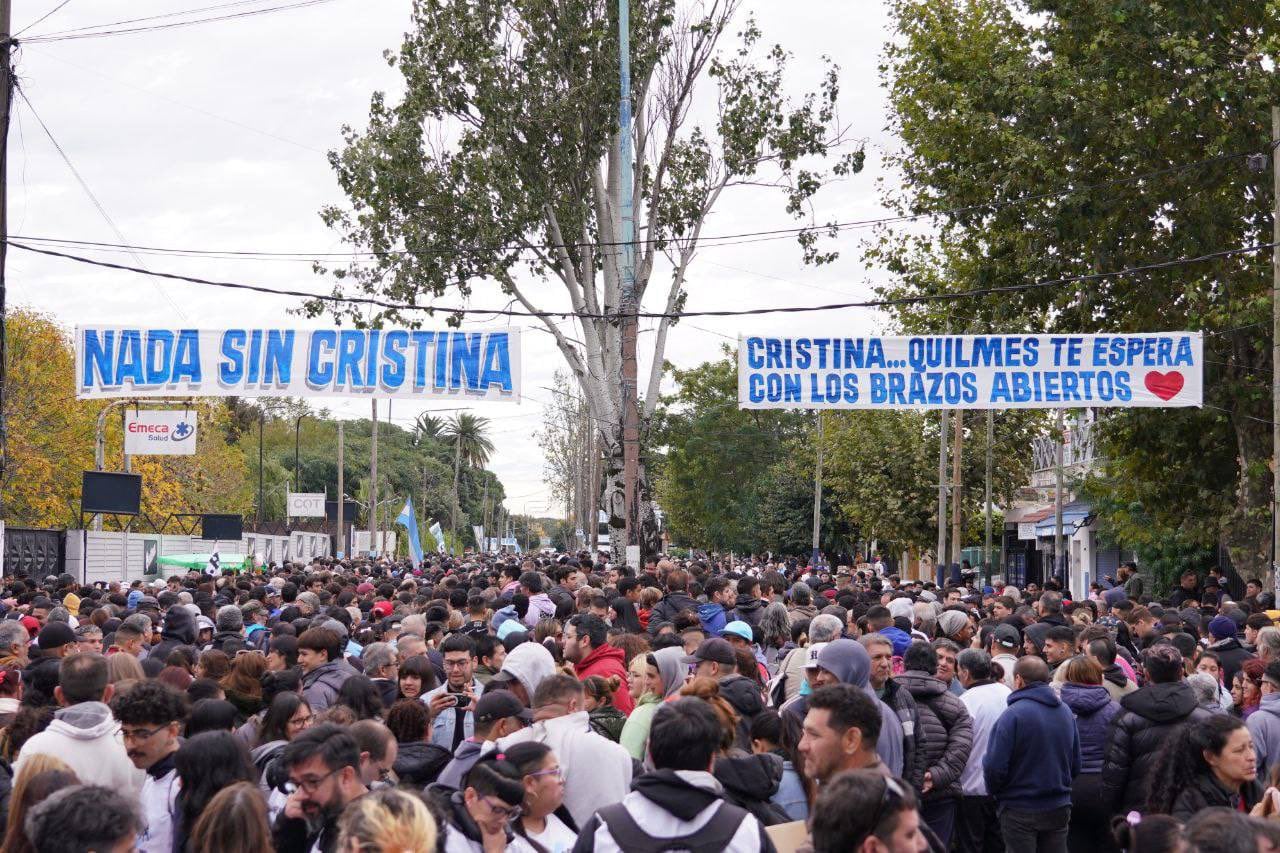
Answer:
[{"left": 124, "top": 410, "right": 197, "bottom": 455}]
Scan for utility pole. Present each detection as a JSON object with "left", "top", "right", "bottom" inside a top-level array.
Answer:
[
  {"left": 1273, "top": 106, "right": 1280, "bottom": 602},
  {"left": 380, "top": 400, "right": 391, "bottom": 556},
  {"left": 369, "top": 400, "right": 378, "bottom": 558},
  {"left": 984, "top": 409, "right": 994, "bottom": 586},
  {"left": 1055, "top": 408, "right": 1065, "bottom": 584},
  {"left": 589, "top": 427, "right": 600, "bottom": 555},
  {"left": 950, "top": 410, "right": 963, "bottom": 576},
  {"left": 0, "top": 0, "right": 12, "bottom": 515},
  {"left": 336, "top": 421, "right": 345, "bottom": 557},
  {"left": 257, "top": 410, "right": 264, "bottom": 526},
  {"left": 617, "top": 0, "right": 641, "bottom": 567},
  {"left": 935, "top": 408, "right": 949, "bottom": 585},
  {"left": 810, "top": 412, "right": 824, "bottom": 566}
]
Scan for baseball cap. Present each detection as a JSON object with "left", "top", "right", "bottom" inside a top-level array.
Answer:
[
  {"left": 474, "top": 689, "right": 533, "bottom": 726},
  {"left": 720, "top": 621, "right": 754, "bottom": 643},
  {"left": 36, "top": 621, "right": 75, "bottom": 650},
  {"left": 993, "top": 624, "right": 1021, "bottom": 649},
  {"left": 371, "top": 601, "right": 393, "bottom": 619},
  {"left": 804, "top": 641, "right": 830, "bottom": 670},
  {"left": 681, "top": 637, "right": 736, "bottom": 666},
  {"left": 196, "top": 616, "right": 216, "bottom": 633}
]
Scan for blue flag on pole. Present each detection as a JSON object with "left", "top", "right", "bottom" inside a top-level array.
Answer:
[{"left": 395, "top": 499, "right": 424, "bottom": 566}]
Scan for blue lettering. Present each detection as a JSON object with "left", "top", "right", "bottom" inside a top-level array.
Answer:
[
  {"left": 450, "top": 332, "right": 483, "bottom": 391},
  {"left": 144, "top": 330, "right": 174, "bottom": 385},
  {"left": 264, "top": 330, "right": 294, "bottom": 385},
  {"left": 411, "top": 331, "right": 435, "bottom": 389},
  {"left": 307, "top": 331, "right": 335, "bottom": 388},
  {"left": 83, "top": 329, "right": 115, "bottom": 388},
  {"left": 116, "top": 330, "right": 145, "bottom": 385},
  {"left": 336, "top": 330, "right": 366, "bottom": 389},
  {"left": 479, "top": 333, "right": 513, "bottom": 392},
  {"left": 381, "top": 331, "right": 408, "bottom": 389},
  {"left": 749, "top": 373, "right": 765, "bottom": 403},
  {"left": 219, "top": 330, "right": 246, "bottom": 384},
  {"left": 246, "top": 330, "right": 263, "bottom": 384},
  {"left": 1175, "top": 336, "right": 1194, "bottom": 366},
  {"left": 746, "top": 337, "right": 765, "bottom": 370},
  {"left": 173, "top": 330, "right": 200, "bottom": 383},
  {"left": 365, "top": 330, "right": 381, "bottom": 387}
]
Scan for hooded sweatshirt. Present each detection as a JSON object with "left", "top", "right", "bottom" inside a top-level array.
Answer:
[
  {"left": 878, "top": 625, "right": 913, "bottom": 657},
  {"left": 150, "top": 608, "right": 197, "bottom": 664},
  {"left": 697, "top": 602, "right": 729, "bottom": 636},
  {"left": 575, "top": 643, "right": 635, "bottom": 714},
  {"left": 713, "top": 753, "right": 790, "bottom": 826},
  {"left": 15, "top": 701, "right": 143, "bottom": 797},
  {"left": 732, "top": 597, "right": 766, "bottom": 628},
  {"left": 982, "top": 683, "right": 1080, "bottom": 812},
  {"left": 522, "top": 592, "right": 556, "bottom": 628},
  {"left": 497, "top": 641, "right": 556, "bottom": 702}
]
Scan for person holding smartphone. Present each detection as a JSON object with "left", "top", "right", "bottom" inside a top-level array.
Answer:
[{"left": 424, "top": 634, "right": 480, "bottom": 752}]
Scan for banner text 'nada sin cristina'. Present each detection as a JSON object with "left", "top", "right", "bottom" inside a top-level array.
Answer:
[
  {"left": 75, "top": 327, "right": 521, "bottom": 401},
  {"left": 737, "top": 333, "right": 1202, "bottom": 410}
]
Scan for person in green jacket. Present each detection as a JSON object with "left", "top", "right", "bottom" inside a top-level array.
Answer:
[
  {"left": 620, "top": 647, "right": 686, "bottom": 761},
  {"left": 584, "top": 674, "right": 628, "bottom": 742}
]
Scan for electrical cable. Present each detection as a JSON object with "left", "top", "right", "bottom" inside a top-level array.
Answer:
[
  {"left": 16, "top": 0, "right": 73, "bottom": 37},
  {"left": 7, "top": 146, "right": 1267, "bottom": 260},
  {"left": 21, "top": 0, "right": 338, "bottom": 43},
  {"left": 9, "top": 238, "right": 1277, "bottom": 319}
]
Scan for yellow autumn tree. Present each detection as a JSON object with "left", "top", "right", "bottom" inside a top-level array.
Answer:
[{"left": 2, "top": 309, "right": 252, "bottom": 529}]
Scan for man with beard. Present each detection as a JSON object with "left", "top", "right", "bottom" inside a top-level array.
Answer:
[
  {"left": 112, "top": 681, "right": 188, "bottom": 853},
  {"left": 273, "top": 724, "right": 368, "bottom": 853}
]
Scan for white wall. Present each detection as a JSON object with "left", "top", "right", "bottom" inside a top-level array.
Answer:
[{"left": 67, "top": 529, "right": 333, "bottom": 584}]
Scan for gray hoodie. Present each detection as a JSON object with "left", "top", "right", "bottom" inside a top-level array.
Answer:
[
  {"left": 15, "top": 701, "right": 143, "bottom": 796},
  {"left": 815, "top": 639, "right": 905, "bottom": 776},
  {"left": 495, "top": 641, "right": 555, "bottom": 702}
]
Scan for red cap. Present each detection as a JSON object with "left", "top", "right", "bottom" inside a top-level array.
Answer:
[
  {"left": 371, "top": 601, "right": 393, "bottom": 618},
  {"left": 822, "top": 589, "right": 837, "bottom": 600},
  {"left": 20, "top": 616, "right": 39, "bottom": 635},
  {"left": 356, "top": 582, "right": 375, "bottom": 595}
]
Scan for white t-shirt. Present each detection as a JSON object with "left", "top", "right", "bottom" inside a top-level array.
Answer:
[{"left": 524, "top": 813, "right": 578, "bottom": 853}]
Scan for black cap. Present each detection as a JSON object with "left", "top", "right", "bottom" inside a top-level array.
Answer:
[
  {"left": 474, "top": 689, "right": 533, "bottom": 726},
  {"left": 681, "top": 637, "right": 736, "bottom": 666},
  {"left": 37, "top": 621, "right": 76, "bottom": 650}
]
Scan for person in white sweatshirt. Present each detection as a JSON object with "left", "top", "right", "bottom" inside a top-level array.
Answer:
[
  {"left": 493, "top": 674, "right": 632, "bottom": 827},
  {"left": 955, "top": 648, "right": 1012, "bottom": 853},
  {"left": 14, "top": 652, "right": 143, "bottom": 798},
  {"left": 112, "top": 679, "right": 188, "bottom": 853}
]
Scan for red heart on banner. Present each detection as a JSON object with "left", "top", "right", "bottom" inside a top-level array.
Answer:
[{"left": 1144, "top": 371, "right": 1184, "bottom": 401}]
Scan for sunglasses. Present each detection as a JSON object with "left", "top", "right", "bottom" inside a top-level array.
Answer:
[{"left": 866, "top": 776, "right": 906, "bottom": 838}]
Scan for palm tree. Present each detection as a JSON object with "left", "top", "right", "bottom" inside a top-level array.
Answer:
[
  {"left": 444, "top": 413, "right": 494, "bottom": 536},
  {"left": 413, "top": 413, "right": 446, "bottom": 446}
]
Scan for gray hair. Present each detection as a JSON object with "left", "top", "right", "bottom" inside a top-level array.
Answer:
[
  {"left": 1187, "top": 672, "right": 1222, "bottom": 708},
  {"left": 808, "top": 614, "right": 844, "bottom": 644},
  {"left": 1257, "top": 627, "right": 1280, "bottom": 662},
  {"left": 956, "top": 648, "right": 992, "bottom": 680},
  {"left": 758, "top": 602, "right": 791, "bottom": 645},
  {"left": 215, "top": 604, "right": 243, "bottom": 632},
  {"left": 296, "top": 591, "right": 321, "bottom": 613},
  {"left": 399, "top": 614, "right": 427, "bottom": 639},
  {"left": 0, "top": 621, "right": 28, "bottom": 653},
  {"left": 121, "top": 614, "right": 153, "bottom": 636},
  {"left": 912, "top": 602, "right": 937, "bottom": 636},
  {"left": 362, "top": 642, "right": 396, "bottom": 673},
  {"left": 46, "top": 607, "right": 71, "bottom": 625}
]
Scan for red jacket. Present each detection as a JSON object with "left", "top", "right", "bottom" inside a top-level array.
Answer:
[{"left": 575, "top": 643, "right": 635, "bottom": 714}]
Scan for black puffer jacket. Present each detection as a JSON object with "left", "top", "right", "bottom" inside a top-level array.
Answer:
[
  {"left": 895, "top": 670, "right": 973, "bottom": 799},
  {"left": 719, "top": 674, "right": 765, "bottom": 750},
  {"left": 648, "top": 591, "right": 698, "bottom": 632},
  {"left": 1169, "top": 772, "right": 1263, "bottom": 822},
  {"left": 150, "top": 607, "right": 197, "bottom": 663},
  {"left": 1101, "top": 681, "right": 1213, "bottom": 812},
  {"left": 732, "top": 597, "right": 766, "bottom": 628},
  {"left": 713, "top": 752, "right": 790, "bottom": 826},
  {"left": 392, "top": 740, "right": 452, "bottom": 786}
]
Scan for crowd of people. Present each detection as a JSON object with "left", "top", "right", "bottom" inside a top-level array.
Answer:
[{"left": 0, "top": 554, "right": 1277, "bottom": 852}]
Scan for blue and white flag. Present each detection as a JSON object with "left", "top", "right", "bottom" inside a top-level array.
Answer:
[
  {"left": 429, "top": 521, "right": 446, "bottom": 554},
  {"left": 395, "top": 499, "right": 425, "bottom": 566}
]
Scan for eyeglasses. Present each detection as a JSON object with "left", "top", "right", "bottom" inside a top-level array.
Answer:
[
  {"left": 283, "top": 767, "right": 341, "bottom": 794},
  {"left": 527, "top": 766, "right": 563, "bottom": 781},
  {"left": 866, "top": 776, "right": 906, "bottom": 838},
  {"left": 482, "top": 796, "right": 522, "bottom": 820},
  {"left": 288, "top": 714, "right": 314, "bottom": 729},
  {"left": 443, "top": 658, "right": 472, "bottom": 669},
  {"left": 122, "top": 725, "right": 167, "bottom": 742}
]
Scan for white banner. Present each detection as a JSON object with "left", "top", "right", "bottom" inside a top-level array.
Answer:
[
  {"left": 738, "top": 333, "right": 1202, "bottom": 410},
  {"left": 76, "top": 326, "right": 521, "bottom": 402},
  {"left": 287, "top": 492, "right": 327, "bottom": 517},
  {"left": 124, "top": 410, "right": 198, "bottom": 455},
  {"left": 1017, "top": 522, "right": 1038, "bottom": 541}
]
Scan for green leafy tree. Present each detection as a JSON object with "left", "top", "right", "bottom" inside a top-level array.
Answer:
[
  {"left": 873, "top": 0, "right": 1279, "bottom": 575},
  {"left": 313, "top": 0, "right": 863, "bottom": 561}
]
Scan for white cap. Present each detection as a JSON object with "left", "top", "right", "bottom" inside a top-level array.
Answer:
[{"left": 804, "top": 641, "right": 829, "bottom": 670}]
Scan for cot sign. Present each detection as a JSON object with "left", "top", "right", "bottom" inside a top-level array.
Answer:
[
  {"left": 737, "top": 333, "right": 1202, "bottom": 410},
  {"left": 124, "top": 410, "right": 197, "bottom": 455}
]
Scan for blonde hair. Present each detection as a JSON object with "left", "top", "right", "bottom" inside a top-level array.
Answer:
[
  {"left": 106, "top": 652, "right": 145, "bottom": 684},
  {"left": 337, "top": 787, "right": 438, "bottom": 853}
]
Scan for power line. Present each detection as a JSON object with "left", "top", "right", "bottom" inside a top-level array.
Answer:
[
  {"left": 21, "top": 0, "right": 338, "bottom": 43},
  {"left": 7, "top": 146, "right": 1267, "bottom": 261},
  {"left": 16, "top": 0, "right": 72, "bottom": 37},
  {"left": 14, "top": 87, "right": 190, "bottom": 321},
  {"left": 9, "top": 237, "right": 1277, "bottom": 319}
]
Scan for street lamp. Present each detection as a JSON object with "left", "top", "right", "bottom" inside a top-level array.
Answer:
[{"left": 257, "top": 403, "right": 286, "bottom": 526}]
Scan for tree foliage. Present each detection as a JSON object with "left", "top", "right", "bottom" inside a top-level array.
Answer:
[{"left": 873, "top": 0, "right": 1280, "bottom": 574}]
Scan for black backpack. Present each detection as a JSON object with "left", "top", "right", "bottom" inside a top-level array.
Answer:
[{"left": 595, "top": 800, "right": 753, "bottom": 853}]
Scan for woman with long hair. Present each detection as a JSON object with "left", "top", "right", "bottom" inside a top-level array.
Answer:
[
  {"left": 106, "top": 651, "right": 145, "bottom": 684},
  {"left": 219, "top": 653, "right": 266, "bottom": 720},
  {"left": 757, "top": 603, "right": 792, "bottom": 668},
  {"left": 396, "top": 655, "right": 437, "bottom": 701},
  {"left": 335, "top": 675, "right": 384, "bottom": 721},
  {"left": 749, "top": 708, "right": 808, "bottom": 821},
  {"left": 1145, "top": 715, "right": 1264, "bottom": 820},
  {"left": 173, "top": 731, "right": 258, "bottom": 850},
  {"left": 619, "top": 652, "right": 662, "bottom": 761},
  {"left": 1238, "top": 659, "right": 1266, "bottom": 718},
  {"left": 0, "top": 759, "right": 77, "bottom": 853},
  {"left": 505, "top": 741, "right": 578, "bottom": 853},
  {"left": 337, "top": 787, "right": 438, "bottom": 853},
  {"left": 582, "top": 675, "right": 627, "bottom": 743},
  {"left": 187, "top": 781, "right": 271, "bottom": 853},
  {"left": 195, "top": 649, "right": 230, "bottom": 681},
  {"left": 249, "top": 692, "right": 312, "bottom": 786},
  {"left": 609, "top": 598, "right": 643, "bottom": 634},
  {"left": 1060, "top": 656, "right": 1121, "bottom": 851},
  {"left": 184, "top": 699, "right": 240, "bottom": 737}
]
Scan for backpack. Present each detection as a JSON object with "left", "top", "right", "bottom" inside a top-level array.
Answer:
[{"left": 595, "top": 800, "right": 751, "bottom": 853}]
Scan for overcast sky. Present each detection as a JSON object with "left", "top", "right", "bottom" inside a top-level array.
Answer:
[{"left": 9, "top": 0, "right": 899, "bottom": 519}]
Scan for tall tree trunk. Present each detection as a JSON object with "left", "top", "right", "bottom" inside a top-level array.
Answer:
[
  {"left": 451, "top": 438, "right": 461, "bottom": 541},
  {"left": 1224, "top": 413, "right": 1271, "bottom": 580},
  {"left": 602, "top": 433, "right": 660, "bottom": 564}
]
